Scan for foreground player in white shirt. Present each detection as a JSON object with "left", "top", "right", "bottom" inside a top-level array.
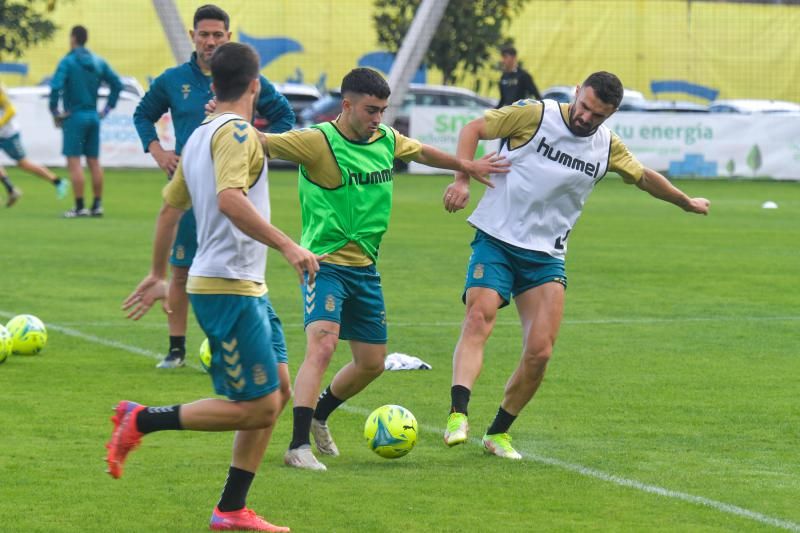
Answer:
[
  {"left": 442, "top": 71, "right": 710, "bottom": 459},
  {"left": 114, "top": 42, "right": 320, "bottom": 531}
]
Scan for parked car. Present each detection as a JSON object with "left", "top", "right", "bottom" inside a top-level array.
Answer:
[
  {"left": 300, "top": 83, "right": 496, "bottom": 135},
  {"left": 707, "top": 99, "right": 800, "bottom": 114},
  {"left": 541, "top": 85, "right": 706, "bottom": 112},
  {"left": 254, "top": 82, "right": 321, "bottom": 130},
  {"left": 39, "top": 75, "right": 145, "bottom": 98},
  {"left": 9, "top": 83, "right": 140, "bottom": 103},
  {"left": 634, "top": 100, "right": 708, "bottom": 113}
]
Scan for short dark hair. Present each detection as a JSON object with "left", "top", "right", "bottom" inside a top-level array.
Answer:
[
  {"left": 582, "top": 71, "right": 624, "bottom": 108},
  {"left": 71, "top": 26, "right": 88, "bottom": 46},
  {"left": 194, "top": 4, "right": 229, "bottom": 30},
  {"left": 500, "top": 45, "right": 517, "bottom": 57},
  {"left": 211, "top": 43, "right": 260, "bottom": 102},
  {"left": 341, "top": 68, "right": 390, "bottom": 100}
]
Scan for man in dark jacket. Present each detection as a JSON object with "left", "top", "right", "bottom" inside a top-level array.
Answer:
[
  {"left": 497, "top": 46, "right": 541, "bottom": 108},
  {"left": 49, "top": 25, "right": 122, "bottom": 217}
]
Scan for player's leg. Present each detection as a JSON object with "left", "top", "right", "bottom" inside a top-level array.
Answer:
[
  {"left": 12, "top": 133, "right": 67, "bottom": 199},
  {"left": 62, "top": 114, "right": 89, "bottom": 217},
  {"left": 482, "top": 281, "right": 565, "bottom": 460},
  {"left": 17, "top": 157, "right": 69, "bottom": 199},
  {"left": 86, "top": 158, "right": 104, "bottom": 216},
  {"left": 285, "top": 319, "right": 339, "bottom": 470},
  {"left": 285, "top": 263, "right": 344, "bottom": 470},
  {"left": 63, "top": 156, "right": 88, "bottom": 216},
  {"left": 158, "top": 210, "right": 197, "bottom": 368},
  {"left": 445, "top": 230, "right": 511, "bottom": 446},
  {"left": 311, "top": 263, "right": 387, "bottom": 457},
  {"left": 83, "top": 115, "right": 103, "bottom": 216},
  {"left": 0, "top": 163, "right": 22, "bottom": 207}
]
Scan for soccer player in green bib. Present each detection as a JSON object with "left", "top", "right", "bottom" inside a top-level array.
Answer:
[{"left": 258, "top": 67, "right": 510, "bottom": 470}]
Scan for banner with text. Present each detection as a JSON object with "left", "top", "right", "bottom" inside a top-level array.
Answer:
[
  {"left": 410, "top": 107, "right": 800, "bottom": 180},
  {"left": 604, "top": 113, "right": 800, "bottom": 180},
  {"left": 409, "top": 106, "right": 499, "bottom": 175}
]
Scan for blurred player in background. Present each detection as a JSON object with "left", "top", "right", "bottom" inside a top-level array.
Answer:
[
  {"left": 115, "top": 42, "right": 318, "bottom": 532},
  {"left": 443, "top": 71, "right": 710, "bottom": 459},
  {"left": 134, "top": 3, "right": 294, "bottom": 370},
  {"left": 0, "top": 83, "right": 69, "bottom": 207},
  {"left": 49, "top": 25, "right": 122, "bottom": 218}
]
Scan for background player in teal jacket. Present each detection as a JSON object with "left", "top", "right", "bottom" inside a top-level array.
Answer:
[
  {"left": 133, "top": 4, "right": 294, "bottom": 369},
  {"left": 49, "top": 25, "right": 122, "bottom": 218}
]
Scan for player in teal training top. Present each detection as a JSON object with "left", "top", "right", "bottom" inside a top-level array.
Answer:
[
  {"left": 133, "top": 4, "right": 294, "bottom": 370},
  {"left": 49, "top": 25, "right": 122, "bottom": 218}
]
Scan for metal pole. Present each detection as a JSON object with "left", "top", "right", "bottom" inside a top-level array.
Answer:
[
  {"left": 384, "top": 0, "right": 449, "bottom": 125},
  {"left": 152, "top": 0, "right": 193, "bottom": 64}
]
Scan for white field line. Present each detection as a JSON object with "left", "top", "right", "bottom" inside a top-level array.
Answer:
[
  {"left": 34, "top": 315, "right": 800, "bottom": 329},
  {"left": 2, "top": 309, "right": 799, "bottom": 532}
]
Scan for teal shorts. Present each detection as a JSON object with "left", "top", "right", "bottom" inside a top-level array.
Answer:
[
  {"left": 464, "top": 230, "right": 567, "bottom": 308},
  {"left": 302, "top": 262, "right": 387, "bottom": 344},
  {"left": 169, "top": 208, "right": 197, "bottom": 268},
  {"left": 267, "top": 300, "right": 288, "bottom": 365},
  {"left": 0, "top": 133, "right": 26, "bottom": 161},
  {"left": 189, "top": 293, "right": 281, "bottom": 401},
  {"left": 62, "top": 111, "right": 100, "bottom": 157}
]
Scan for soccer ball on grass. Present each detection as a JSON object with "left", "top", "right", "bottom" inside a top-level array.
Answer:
[
  {"left": 364, "top": 404, "right": 418, "bottom": 459},
  {"left": 6, "top": 314, "right": 47, "bottom": 355},
  {"left": 0, "top": 325, "right": 13, "bottom": 363}
]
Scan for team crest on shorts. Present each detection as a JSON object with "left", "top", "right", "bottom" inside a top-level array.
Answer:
[
  {"left": 325, "top": 294, "right": 336, "bottom": 312},
  {"left": 252, "top": 364, "right": 268, "bottom": 386},
  {"left": 175, "top": 245, "right": 185, "bottom": 260},
  {"left": 473, "top": 263, "right": 485, "bottom": 279}
]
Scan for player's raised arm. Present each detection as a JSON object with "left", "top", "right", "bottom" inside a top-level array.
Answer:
[{"left": 636, "top": 167, "right": 710, "bottom": 215}]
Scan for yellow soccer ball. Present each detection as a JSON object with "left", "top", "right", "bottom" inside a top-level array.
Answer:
[
  {"left": 0, "top": 325, "right": 13, "bottom": 364},
  {"left": 6, "top": 314, "right": 47, "bottom": 355},
  {"left": 364, "top": 404, "right": 418, "bottom": 459}
]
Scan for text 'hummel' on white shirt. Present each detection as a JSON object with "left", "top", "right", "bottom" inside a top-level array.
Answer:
[{"left": 468, "top": 99, "right": 612, "bottom": 259}]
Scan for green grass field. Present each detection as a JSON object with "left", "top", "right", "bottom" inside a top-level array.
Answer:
[{"left": 1, "top": 168, "right": 798, "bottom": 532}]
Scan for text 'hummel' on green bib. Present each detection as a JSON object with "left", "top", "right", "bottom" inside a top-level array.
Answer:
[{"left": 298, "top": 121, "right": 396, "bottom": 262}]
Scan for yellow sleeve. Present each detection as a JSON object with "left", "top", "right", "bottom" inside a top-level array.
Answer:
[
  {"left": 0, "top": 88, "right": 16, "bottom": 128},
  {"left": 609, "top": 133, "right": 644, "bottom": 183},
  {"left": 212, "top": 120, "right": 264, "bottom": 194},
  {"left": 391, "top": 128, "right": 423, "bottom": 163},
  {"left": 262, "top": 128, "right": 321, "bottom": 167},
  {"left": 483, "top": 100, "right": 544, "bottom": 150},
  {"left": 162, "top": 160, "right": 192, "bottom": 210}
]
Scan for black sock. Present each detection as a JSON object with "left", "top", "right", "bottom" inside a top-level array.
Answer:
[
  {"left": 53, "top": 178, "right": 62, "bottom": 187},
  {"left": 75, "top": 197, "right": 84, "bottom": 211},
  {"left": 1, "top": 175, "right": 14, "bottom": 193},
  {"left": 313, "top": 385, "right": 344, "bottom": 422},
  {"left": 290, "top": 406, "right": 314, "bottom": 449},
  {"left": 169, "top": 336, "right": 186, "bottom": 355},
  {"left": 486, "top": 406, "right": 517, "bottom": 435},
  {"left": 217, "top": 466, "right": 255, "bottom": 513},
  {"left": 91, "top": 196, "right": 101, "bottom": 210},
  {"left": 135, "top": 405, "right": 183, "bottom": 434},
  {"left": 450, "top": 385, "right": 471, "bottom": 415}
]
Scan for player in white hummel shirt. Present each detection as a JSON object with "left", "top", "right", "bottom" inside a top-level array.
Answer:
[
  {"left": 441, "top": 71, "right": 711, "bottom": 459},
  {"left": 114, "top": 43, "right": 321, "bottom": 531}
]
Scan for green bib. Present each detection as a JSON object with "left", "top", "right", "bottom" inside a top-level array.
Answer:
[{"left": 298, "top": 122, "right": 395, "bottom": 262}]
